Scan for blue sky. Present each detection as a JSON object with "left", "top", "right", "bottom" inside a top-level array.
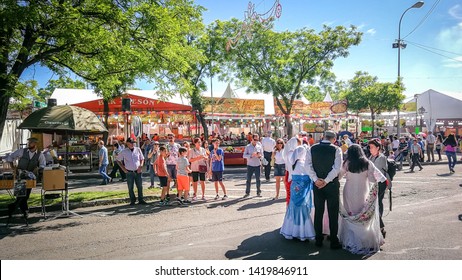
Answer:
[{"left": 22, "top": 0, "right": 462, "bottom": 99}]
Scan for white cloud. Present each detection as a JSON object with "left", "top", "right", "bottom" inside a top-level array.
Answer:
[
  {"left": 448, "top": 4, "right": 462, "bottom": 20},
  {"left": 437, "top": 23, "right": 462, "bottom": 53},
  {"left": 366, "top": 28, "right": 376, "bottom": 36},
  {"left": 443, "top": 56, "right": 462, "bottom": 68}
]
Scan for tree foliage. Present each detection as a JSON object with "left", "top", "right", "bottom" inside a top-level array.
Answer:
[
  {"left": 218, "top": 20, "right": 362, "bottom": 136},
  {"left": 0, "top": 0, "right": 204, "bottom": 137},
  {"left": 343, "top": 71, "right": 406, "bottom": 135}
]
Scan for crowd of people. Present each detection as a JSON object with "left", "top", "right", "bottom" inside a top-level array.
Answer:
[{"left": 4, "top": 128, "right": 462, "bottom": 254}]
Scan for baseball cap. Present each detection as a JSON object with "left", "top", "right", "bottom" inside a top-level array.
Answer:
[{"left": 126, "top": 138, "right": 135, "bottom": 143}]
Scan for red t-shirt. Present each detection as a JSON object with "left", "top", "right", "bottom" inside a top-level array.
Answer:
[{"left": 155, "top": 156, "right": 168, "bottom": 177}]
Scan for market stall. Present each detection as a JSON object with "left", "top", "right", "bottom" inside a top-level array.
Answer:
[
  {"left": 202, "top": 85, "right": 277, "bottom": 165},
  {"left": 50, "top": 89, "right": 195, "bottom": 142}
]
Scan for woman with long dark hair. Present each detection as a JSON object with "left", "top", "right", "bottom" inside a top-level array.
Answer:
[
  {"left": 272, "top": 138, "right": 285, "bottom": 200},
  {"left": 443, "top": 133, "right": 457, "bottom": 173},
  {"left": 338, "top": 144, "right": 386, "bottom": 255}
]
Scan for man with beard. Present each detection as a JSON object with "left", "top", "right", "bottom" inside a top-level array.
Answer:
[{"left": 6, "top": 137, "right": 46, "bottom": 219}]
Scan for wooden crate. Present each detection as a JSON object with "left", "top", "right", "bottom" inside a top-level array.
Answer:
[
  {"left": 26, "top": 180, "right": 36, "bottom": 189},
  {"left": 0, "top": 179, "right": 14, "bottom": 189},
  {"left": 42, "top": 169, "right": 65, "bottom": 190}
]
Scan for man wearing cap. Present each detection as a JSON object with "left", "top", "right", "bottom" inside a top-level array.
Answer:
[
  {"left": 6, "top": 137, "right": 46, "bottom": 219},
  {"left": 261, "top": 131, "right": 276, "bottom": 182},
  {"left": 116, "top": 138, "right": 147, "bottom": 205},
  {"left": 306, "top": 130, "right": 343, "bottom": 249}
]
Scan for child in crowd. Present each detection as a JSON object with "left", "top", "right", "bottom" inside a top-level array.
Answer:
[
  {"left": 210, "top": 139, "right": 227, "bottom": 200},
  {"left": 154, "top": 146, "right": 169, "bottom": 205},
  {"left": 176, "top": 147, "right": 192, "bottom": 204}
]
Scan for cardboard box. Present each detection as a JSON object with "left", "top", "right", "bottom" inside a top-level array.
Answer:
[{"left": 42, "top": 169, "right": 65, "bottom": 190}]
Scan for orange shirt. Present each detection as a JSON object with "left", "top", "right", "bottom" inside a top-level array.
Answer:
[{"left": 155, "top": 156, "right": 168, "bottom": 177}]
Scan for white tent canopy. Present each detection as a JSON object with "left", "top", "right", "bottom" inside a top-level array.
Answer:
[
  {"left": 50, "top": 88, "right": 191, "bottom": 106},
  {"left": 416, "top": 89, "right": 462, "bottom": 132},
  {"left": 0, "top": 120, "right": 30, "bottom": 156}
]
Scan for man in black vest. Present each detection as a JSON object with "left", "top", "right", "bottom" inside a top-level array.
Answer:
[
  {"left": 6, "top": 137, "right": 46, "bottom": 219},
  {"left": 306, "top": 131, "right": 343, "bottom": 249}
]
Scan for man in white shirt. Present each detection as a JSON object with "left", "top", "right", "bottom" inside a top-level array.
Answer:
[
  {"left": 116, "top": 138, "right": 146, "bottom": 205},
  {"left": 426, "top": 131, "right": 436, "bottom": 162},
  {"left": 6, "top": 137, "right": 46, "bottom": 219},
  {"left": 261, "top": 131, "right": 276, "bottom": 182},
  {"left": 243, "top": 133, "right": 264, "bottom": 197},
  {"left": 392, "top": 136, "right": 399, "bottom": 152}
]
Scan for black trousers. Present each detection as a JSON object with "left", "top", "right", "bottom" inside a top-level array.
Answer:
[
  {"left": 8, "top": 188, "right": 32, "bottom": 215},
  {"left": 377, "top": 181, "right": 387, "bottom": 229},
  {"left": 313, "top": 180, "right": 340, "bottom": 242},
  {"left": 410, "top": 153, "right": 422, "bottom": 170},
  {"left": 263, "top": 151, "right": 272, "bottom": 180},
  {"left": 109, "top": 162, "right": 126, "bottom": 180}
]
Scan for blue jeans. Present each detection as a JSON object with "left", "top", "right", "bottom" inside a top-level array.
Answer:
[
  {"left": 446, "top": 151, "right": 457, "bottom": 170},
  {"left": 126, "top": 171, "right": 144, "bottom": 203},
  {"left": 245, "top": 165, "right": 261, "bottom": 195},
  {"left": 99, "top": 164, "right": 111, "bottom": 183},
  {"left": 149, "top": 164, "right": 157, "bottom": 186}
]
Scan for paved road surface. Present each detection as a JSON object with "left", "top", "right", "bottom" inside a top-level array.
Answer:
[{"left": 0, "top": 164, "right": 461, "bottom": 260}]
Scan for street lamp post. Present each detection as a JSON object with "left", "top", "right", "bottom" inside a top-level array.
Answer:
[
  {"left": 394, "top": 1, "right": 424, "bottom": 138},
  {"left": 418, "top": 106, "right": 426, "bottom": 132}
]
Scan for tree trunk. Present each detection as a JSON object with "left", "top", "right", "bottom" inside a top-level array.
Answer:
[
  {"left": 285, "top": 114, "right": 293, "bottom": 138},
  {"left": 0, "top": 79, "right": 13, "bottom": 139},
  {"left": 197, "top": 112, "right": 208, "bottom": 140},
  {"left": 102, "top": 99, "right": 110, "bottom": 143},
  {"left": 371, "top": 110, "right": 376, "bottom": 137}
]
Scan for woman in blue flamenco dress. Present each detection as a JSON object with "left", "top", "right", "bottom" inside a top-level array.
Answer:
[{"left": 280, "top": 143, "right": 315, "bottom": 241}]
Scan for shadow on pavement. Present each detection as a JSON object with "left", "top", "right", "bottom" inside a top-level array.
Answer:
[
  {"left": 237, "top": 198, "right": 284, "bottom": 211},
  {"left": 436, "top": 173, "right": 454, "bottom": 177},
  {"left": 0, "top": 219, "right": 82, "bottom": 240},
  {"left": 206, "top": 197, "right": 253, "bottom": 209},
  {"left": 225, "top": 229, "right": 365, "bottom": 260}
]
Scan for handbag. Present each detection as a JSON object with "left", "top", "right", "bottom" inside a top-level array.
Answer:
[
  {"left": 261, "top": 157, "right": 269, "bottom": 166},
  {"left": 198, "top": 165, "right": 208, "bottom": 173},
  {"left": 13, "top": 182, "right": 27, "bottom": 197}
]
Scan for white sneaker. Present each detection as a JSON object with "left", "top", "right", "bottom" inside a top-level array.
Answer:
[
  {"left": 222, "top": 195, "right": 228, "bottom": 200},
  {"left": 192, "top": 196, "right": 197, "bottom": 201},
  {"left": 215, "top": 194, "right": 219, "bottom": 200}
]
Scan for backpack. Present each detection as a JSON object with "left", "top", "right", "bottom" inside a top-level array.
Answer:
[{"left": 386, "top": 159, "right": 397, "bottom": 181}]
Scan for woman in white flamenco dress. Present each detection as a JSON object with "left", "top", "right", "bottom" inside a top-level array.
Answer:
[
  {"left": 338, "top": 144, "right": 386, "bottom": 255},
  {"left": 280, "top": 139, "right": 316, "bottom": 241}
]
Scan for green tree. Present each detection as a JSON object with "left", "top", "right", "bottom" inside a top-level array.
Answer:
[
  {"left": 220, "top": 21, "right": 361, "bottom": 136},
  {"left": 10, "top": 80, "right": 39, "bottom": 119},
  {"left": 0, "top": 0, "right": 204, "bottom": 137},
  {"left": 343, "top": 71, "right": 405, "bottom": 135}
]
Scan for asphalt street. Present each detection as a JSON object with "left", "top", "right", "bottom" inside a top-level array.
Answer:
[{"left": 0, "top": 163, "right": 461, "bottom": 260}]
